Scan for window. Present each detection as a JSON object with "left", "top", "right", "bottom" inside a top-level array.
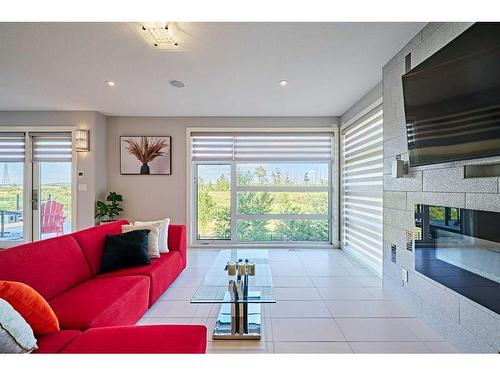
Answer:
[
  {"left": 196, "top": 164, "right": 231, "bottom": 240},
  {"left": 32, "top": 133, "right": 73, "bottom": 240},
  {"left": 0, "top": 133, "right": 25, "bottom": 243},
  {"left": 191, "top": 132, "right": 334, "bottom": 244},
  {"left": 429, "top": 206, "right": 461, "bottom": 232},
  {"left": 0, "top": 130, "right": 75, "bottom": 247},
  {"left": 341, "top": 107, "right": 383, "bottom": 271}
]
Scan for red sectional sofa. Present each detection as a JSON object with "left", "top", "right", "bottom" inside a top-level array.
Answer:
[{"left": 0, "top": 221, "right": 207, "bottom": 353}]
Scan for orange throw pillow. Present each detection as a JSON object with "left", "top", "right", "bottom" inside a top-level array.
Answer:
[{"left": 0, "top": 280, "right": 60, "bottom": 335}]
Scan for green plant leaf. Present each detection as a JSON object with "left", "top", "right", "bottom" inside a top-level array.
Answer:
[
  {"left": 97, "top": 192, "right": 124, "bottom": 221},
  {"left": 96, "top": 201, "right": 107, "bottom": 209},
  {"left": 107, "top": 192, "right": 123, "bottom": 203}
]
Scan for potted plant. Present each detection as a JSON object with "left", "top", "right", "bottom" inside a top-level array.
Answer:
[{"left": 95, "top": 192, "right": 124, "bottom": 223}]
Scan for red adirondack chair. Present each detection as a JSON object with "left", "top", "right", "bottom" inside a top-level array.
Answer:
[{"left": 40, "top": 200, "right": 66, "bottom": 236}]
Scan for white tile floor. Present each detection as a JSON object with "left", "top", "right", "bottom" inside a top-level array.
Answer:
[{"left": 137, "top": 249, "right": 459, "bottom": 354}]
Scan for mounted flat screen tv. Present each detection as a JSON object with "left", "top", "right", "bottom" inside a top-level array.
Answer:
[{"left": 403, "top": 23, "right": 500, "bottom": 167}]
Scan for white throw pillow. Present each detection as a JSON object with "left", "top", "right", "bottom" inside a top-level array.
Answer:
[
  {"left": 135, "top": 218, "right": 170, "bottom": 253},
  {"left": 0, "top": 298, "right": 38, "bottom": 353},
  {"left": 121, "top": 223, "right": 161, "bottom": 259}
]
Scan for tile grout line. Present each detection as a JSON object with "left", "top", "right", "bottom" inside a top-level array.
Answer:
[{"left": 152, "top": 249, "right": 453, "bottom": 353}]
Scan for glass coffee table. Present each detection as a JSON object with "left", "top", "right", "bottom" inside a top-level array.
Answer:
[{"left": 191, "top": 250, "right": 275, "bottom": 340}]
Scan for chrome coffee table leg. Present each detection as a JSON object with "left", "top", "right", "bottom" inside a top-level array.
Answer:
[{"left": 213, "top": 295, "right": 262, "bottom": 340}]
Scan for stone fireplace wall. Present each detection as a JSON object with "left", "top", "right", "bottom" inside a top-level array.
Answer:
[{"left": 382, "top": 22, "right": 500, "bottom": 352}]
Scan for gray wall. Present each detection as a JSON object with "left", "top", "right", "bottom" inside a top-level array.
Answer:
[
  {"left": 107, "top": 116, "right": 338, "bottom": 226},
  {"left": 93, "top": 112, "right": 108, "bottom": 203},
  {"left": 0, "top": 111, "right": 107, "bottom": 230},
  {"left": 340, "top": 82, "right": 382, "bottom": 126},
  {"left": 382, "top": 22, "right": 500, "bottom": 352}
]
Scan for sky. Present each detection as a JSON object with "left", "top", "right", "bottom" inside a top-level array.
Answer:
[
  {"left": 0, "top": 162, "right": 71, "bottom": 185},
  {"left": 1, "top": 162, "right": 328, "bottom": 186}
]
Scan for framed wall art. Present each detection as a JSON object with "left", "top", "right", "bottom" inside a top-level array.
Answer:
[{"left": 120, "top": 136, "right": 172, "bottom": 175}]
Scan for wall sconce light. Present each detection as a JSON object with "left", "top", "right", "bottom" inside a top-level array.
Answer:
[{"left": 75, "top": 129, "right": 90, "bottom": 152}]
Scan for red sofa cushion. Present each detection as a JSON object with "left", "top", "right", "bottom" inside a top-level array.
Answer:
[
  {"left": 71, "top": 220, "right": 129, "bottom": 275},
  {"left": 62, "top": 325, "right": 207, "bottom": 354},
  {"left": 0, "top": 235, "right": 91, "bottom": 300},
  {"left": 97, "top": 251, "right": 183, "bottom": 306},
  {"left": 0, "top": 280, "right": 60, "bottom": 335},
  {"left": 49, "top": 276, "right": 150, "bottom": 330},
  {"left": 168, "top": 224, "right": 187, "bottom": 268},
  {"left": 34, "top": 330, "right": 81, "bottom": 354}
]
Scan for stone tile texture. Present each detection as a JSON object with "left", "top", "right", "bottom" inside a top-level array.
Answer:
[{"left": 382, "top": 22, "right": 499, "bottom": 352}]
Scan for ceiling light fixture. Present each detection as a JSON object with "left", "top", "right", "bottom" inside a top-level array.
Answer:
[
  {"left": 105, "top": 80, "right": 115, "bottom": 87},
  {"left": 279, "top": 80, "right": 289, "bottom": 86},
  {"left": 135, "top": 22, "right": 182, "bottom": 50},
  {"left": 169, "top": 80, "right": 186, "bottom": 88}
]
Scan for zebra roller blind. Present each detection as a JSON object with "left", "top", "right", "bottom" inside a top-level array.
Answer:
[
  {"left": 32, "top": 133, "right": 73, "bottom": 162},
  {"left": 191, "top": 132, "right": 333, "bottom": 161},
  {"left": 342, "top": 106, "right": 383, "bottom": 271},
  {"left": 0, "top": 133, "right": 26, "bottom": 162}
]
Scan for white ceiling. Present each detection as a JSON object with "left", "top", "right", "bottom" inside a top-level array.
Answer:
[{"left": 0, "top": 22, "right": 425, "bottom": 116}]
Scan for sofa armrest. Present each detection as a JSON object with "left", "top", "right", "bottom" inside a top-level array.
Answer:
[
  {"left": 61, "top": 325, "right": 207, "bottom": 354},
  {"left": 167, "top": 224, "right": 187, "bottom": 268}
]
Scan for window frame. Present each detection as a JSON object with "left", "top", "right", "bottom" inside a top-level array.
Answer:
[
  {"left": 0, "top": 126, "right": 77, "bottom": 248},
  {"left": 187, "top": 127, "right": 339, "bottom": 248},
  {"left": 193, "top": 161, "right": 232, "bottom": 242}
]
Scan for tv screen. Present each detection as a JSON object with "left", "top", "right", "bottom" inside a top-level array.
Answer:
[{"left": 403, "top": 23, "right": 500, "bottom": 167}]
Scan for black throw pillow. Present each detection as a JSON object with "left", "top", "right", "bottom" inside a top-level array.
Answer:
[{"left": 99, "top": 229, "right": 151, "bottom": 273}]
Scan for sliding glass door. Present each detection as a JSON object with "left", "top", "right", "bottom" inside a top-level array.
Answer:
[
  {"left": 0, "top": 133, "right": 26, "bottom": 245},
  {"left": 0, "top": 131, "right": 75, "bottom": 247},
  {"left": 32, "top": 133, "right": 73, "bottom": 240},
  {"left": 192, "top": 132, "right": 334, "bottom": 245}
]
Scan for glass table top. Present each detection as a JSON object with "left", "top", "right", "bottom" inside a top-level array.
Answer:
[{"left": 191, "top": 250, "right": 275, "bottom": 304}]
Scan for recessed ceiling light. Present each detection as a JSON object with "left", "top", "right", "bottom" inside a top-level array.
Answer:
[
  {"left": 279, "top": 80, "right": 289, "bottom": 86},
  {"left": 105, "top": 80, "right": 115, "bottom": 87},
  {"left": 169, "top": 80, "right": 186, "bottom": 88}
]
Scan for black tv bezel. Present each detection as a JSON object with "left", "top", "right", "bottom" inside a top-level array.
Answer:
[{"left": 402, "top": 23, "right": 500, "bottom": 168}]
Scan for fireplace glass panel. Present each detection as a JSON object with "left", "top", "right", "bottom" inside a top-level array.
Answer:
[{"left": 414, "top": 204, "right": 500, "bottom": 314}]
